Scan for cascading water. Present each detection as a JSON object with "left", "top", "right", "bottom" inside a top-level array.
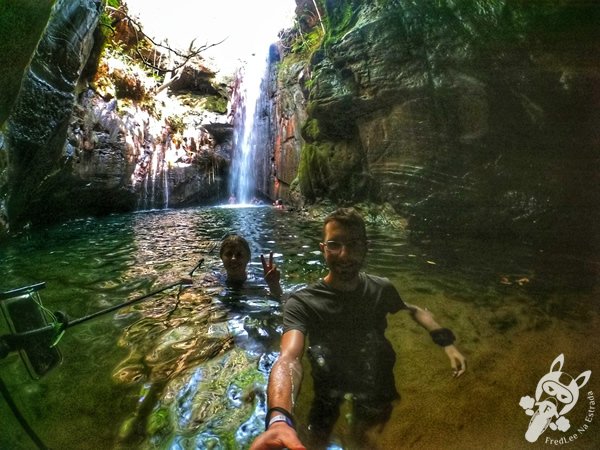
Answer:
[
  {"left": 137, "top": 117, "right": 171, "bottom": 211},
  {"left": 229, "top": 58, "right": 269, "bottom": 204},
  {"left": 227, "top": 2, "right": 295, "bottom": 205}
]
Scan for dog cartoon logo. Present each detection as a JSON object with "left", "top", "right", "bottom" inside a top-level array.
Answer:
[{"left": 519, "top": 354, "right": 591, "bottom": 442}]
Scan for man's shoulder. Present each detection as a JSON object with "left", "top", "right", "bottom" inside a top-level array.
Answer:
[
  {"left": 362, "top": 273, "right": 406, "bottom": 311},
  {"left": 291, "top": 280, "right": 328, "bottom": 298},
  {"left": 362, "top": 272, "right": 394, "bottom": 288}
]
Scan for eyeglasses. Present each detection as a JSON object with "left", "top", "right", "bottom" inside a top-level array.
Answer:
[{"left": 321, "top": 240, "right": 366, "bottom": 254}]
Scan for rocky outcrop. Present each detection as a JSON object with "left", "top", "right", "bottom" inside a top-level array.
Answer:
[
  {"left": 0, "top": 1, "right": 54, "bottom": 125},
  {"left": 274, "top": 0, "right": 600, "bottom": 248},
  {"left": 2, "top": 0, "right": 598, "bottom": 252},
  {"left": 0, "top": 1, "right": 232, "bottom": 235},
  {"left": 68, "top": 78, "right": 231, "bottom": 212},
  {"left": 3, "top": 0, "right": 104, "bottom": 231},
  {"left": 266, "top": 42, "right": 310, "bottom": 203}
]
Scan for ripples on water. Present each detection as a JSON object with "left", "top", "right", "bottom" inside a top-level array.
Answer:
[{"left": 0, "top": 206, "right": 598, "bottom": 449}]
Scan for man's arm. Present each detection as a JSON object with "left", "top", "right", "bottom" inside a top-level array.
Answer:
[
  {"left": 250, "top": 330, "right": 307, "bottom": 450},
  {"left": 406, "top": 304, "right": 467, "bottom": 377}
]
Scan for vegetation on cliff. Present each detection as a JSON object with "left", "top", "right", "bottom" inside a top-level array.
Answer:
[{"left": 0, "top": 0, "right": 232, "bottom": 237}]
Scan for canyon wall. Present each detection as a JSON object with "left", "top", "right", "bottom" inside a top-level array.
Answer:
[
  {"left": 1, "top": 0, "right": 598, "bottom": 253},
  {"left": 0, "top": 1, "right": 231, "bottom": 236},
  {"left": 271, "top": 0, "right": 599, "bottom": 249}
]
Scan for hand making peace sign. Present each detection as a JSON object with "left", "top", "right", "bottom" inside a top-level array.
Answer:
[{"left": 261, "top": 251, "right": 283, "bottom": 299}]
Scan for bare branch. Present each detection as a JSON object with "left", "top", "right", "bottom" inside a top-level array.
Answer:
[
  {"left": 311, "top": 0, "right": 326, "bottom": 33},
  {"left": 104, "top": 6, "right": 226, "bottom": 74}
]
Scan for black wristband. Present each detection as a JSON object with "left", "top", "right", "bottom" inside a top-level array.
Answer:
[
  {"left": 265, "top": 406, "right": 295, "bottom": 430},
  {"left": 430, "top": 328, "right": 456, "bottom": 347}
]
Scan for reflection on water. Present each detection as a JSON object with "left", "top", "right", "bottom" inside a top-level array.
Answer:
[{"left": 0, "top": 206, "right": 598, "bottom": 449}]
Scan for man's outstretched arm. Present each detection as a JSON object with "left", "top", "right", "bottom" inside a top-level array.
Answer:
[
  {"left": 250, "top": 330, "right": 307, "bottom": 450},
  {"left": 406, "top": 304, "right": 467, "bottom": 377}
]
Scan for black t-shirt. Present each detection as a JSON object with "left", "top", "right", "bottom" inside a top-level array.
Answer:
[{"left": 283, "top": 273, "right": 407, "bottom": 401}]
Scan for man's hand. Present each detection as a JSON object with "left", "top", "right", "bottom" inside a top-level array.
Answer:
[
  {"left": 261, "top": 251, "right": 282, "bottom": 298},
  {"left": 249, "top": 422, "right": 306, "bottom": 450},
  {"left": 444, "top": 345, "right": 467, "bottom": 377}
]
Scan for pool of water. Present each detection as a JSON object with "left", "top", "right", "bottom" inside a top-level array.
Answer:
[{"left": 0, "top": 205, "right": 598, "bottom": 449}]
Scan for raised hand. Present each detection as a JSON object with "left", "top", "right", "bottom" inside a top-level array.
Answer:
[{"left": 261, "top": 251, "right": 283, "bottom": 299}]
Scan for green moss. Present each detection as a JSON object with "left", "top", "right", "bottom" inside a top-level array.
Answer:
[
  {"left": 277, "top": 26, "right": 323, "bottom": 82},
  {"left": 99, "top": 0, "right": 120, "bottom": 32},
  {"left": 320, "top": 0, "right": 359, "bottom": 49},
  {"left": 202, "top": 95, "right": 228, "bottom": 114},
  {"left": 291, "top": 28, "right": 324, "bottom": 56},
  {"left": 297, "top": 142, "right": 332, "bottom": 200},
  {"left": 302, "top": 119, "right": 321, "bottom": 141},
  {"left": 0, "top": 0, "right": 55, "bottom": 125}
]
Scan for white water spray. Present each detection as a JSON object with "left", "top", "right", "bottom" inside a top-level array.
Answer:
[
  {"left": 227, "top": 2, "right": 295, "bottom": 205},
  {"left": 229, "top": 56, "right": 269, "bottom": 204}
]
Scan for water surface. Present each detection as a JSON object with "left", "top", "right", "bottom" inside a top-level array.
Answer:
[{"left": 0, "top": 206, "right": 598, "bottom": 449}]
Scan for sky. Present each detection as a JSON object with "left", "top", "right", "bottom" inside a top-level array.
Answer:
[{"left": 125, "top": 0, "right": 296, "bottom": 74}]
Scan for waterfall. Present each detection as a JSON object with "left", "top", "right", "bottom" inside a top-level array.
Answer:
[
  {"left": 163, "top": 163, "right": 170, "bottom": 208},
  {"left": 229, "top": 55, "right": 269, "bottom": 205},
  {"left": 227, "top": 2, "right": 294, "bottom": 205},
  {"left": 124, "top": 0, "right": 296, "bottom": 208},
  {"left": 135, "top": 130, "right": 170, "bottom": 211},
  {"left": 122, "top": 103, "right": 170, "bottom": 211}
]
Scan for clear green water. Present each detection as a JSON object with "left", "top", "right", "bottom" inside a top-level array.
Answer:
[{"left": 0, "top": 206, "right": 598, "bottom": 449}]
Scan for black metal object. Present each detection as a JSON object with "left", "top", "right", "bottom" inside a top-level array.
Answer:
[
  {"left": 0, "top": 259, "right": 204, "bottom": 368},
  {"left": 0, "top": 283, "right": 61, "bottom": 378},
  {"left": 0, "top": 259, "right": 204, "bottom": 450}
]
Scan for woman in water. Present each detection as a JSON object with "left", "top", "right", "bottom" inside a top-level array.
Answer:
[{"left": 218, "top": 234, "right": 283, "bottom": 299}]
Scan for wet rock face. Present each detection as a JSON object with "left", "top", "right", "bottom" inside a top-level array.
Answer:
[
  {"left": 0, "top": 1, "right": 55, "bottom": 126},
  {"left": 0, "top": 1, "right": 231, "bottom": 235},
  {"left": 4, "top": 0, "right": 104, "bottom": 230},
  {"left": 66, "top": 86, "right": 231, "bottom": 213},
  {"left": 285, "top": 0, "right": 600, "bottom": 246}
]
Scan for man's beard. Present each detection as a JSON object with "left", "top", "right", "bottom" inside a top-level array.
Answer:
[{"left": 331, "top": 261, "right": 362, "bottom": 280}]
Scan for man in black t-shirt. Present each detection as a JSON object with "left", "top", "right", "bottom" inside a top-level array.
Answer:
[
  {"left": 284, "top": 272, "right": 405, "bottom": 444},
  {"left": 250, "top": 208, "right": 467, "bottom": 450}
]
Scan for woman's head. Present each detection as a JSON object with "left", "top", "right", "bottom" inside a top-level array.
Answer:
[{"left": 219, "top": 235, "right": 251, "bottom": 282}]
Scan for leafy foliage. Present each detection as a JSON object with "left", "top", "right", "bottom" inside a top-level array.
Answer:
[
  {"left": 291, "top": 27, "right": 324, "bottom": 55},
  {"left": 99, "top": 0, "right": 120, "bottom": 29}
]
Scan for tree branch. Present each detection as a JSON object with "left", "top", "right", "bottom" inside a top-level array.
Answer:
[{"left": 105, "top": 6, "right": 226, "bottom": 75}]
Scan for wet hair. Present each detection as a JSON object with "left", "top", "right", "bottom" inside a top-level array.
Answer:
[
  {"left": 219, "top": 234, "right": 251, "bottom": 258},
  {"left": 323, "top": 207, "right": 367, "bottom": 240}
]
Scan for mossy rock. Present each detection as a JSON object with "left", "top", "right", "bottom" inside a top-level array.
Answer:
[
  {"left": 202, "top": 95, "right": 228, "bottom": 114},
  {"left": 297, "top": 142, "right": 332, "bottom": 201},
  {"left": 302, "top": 118, "right": 321, "bottom": 141}
]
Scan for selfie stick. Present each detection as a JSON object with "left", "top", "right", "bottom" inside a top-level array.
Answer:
[
  {"left": 0, "top": 259, "right": 204, "bottom": 450},
  {"left": 0, "top": 259, "right": 203, "bottom": 361}
]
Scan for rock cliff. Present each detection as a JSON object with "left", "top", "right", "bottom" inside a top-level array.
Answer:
[
  {"left": 3, "top": 0, "right": 104, "bottom": 231},
  {"left": 0, "top": 1, "right": 231, "bottom": 236},
  {"left": 272, "top": 0, "right": 599, "bottom": 248},
  {"left": 1, "top": 0, "right": 598, "bottom": 252}
]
